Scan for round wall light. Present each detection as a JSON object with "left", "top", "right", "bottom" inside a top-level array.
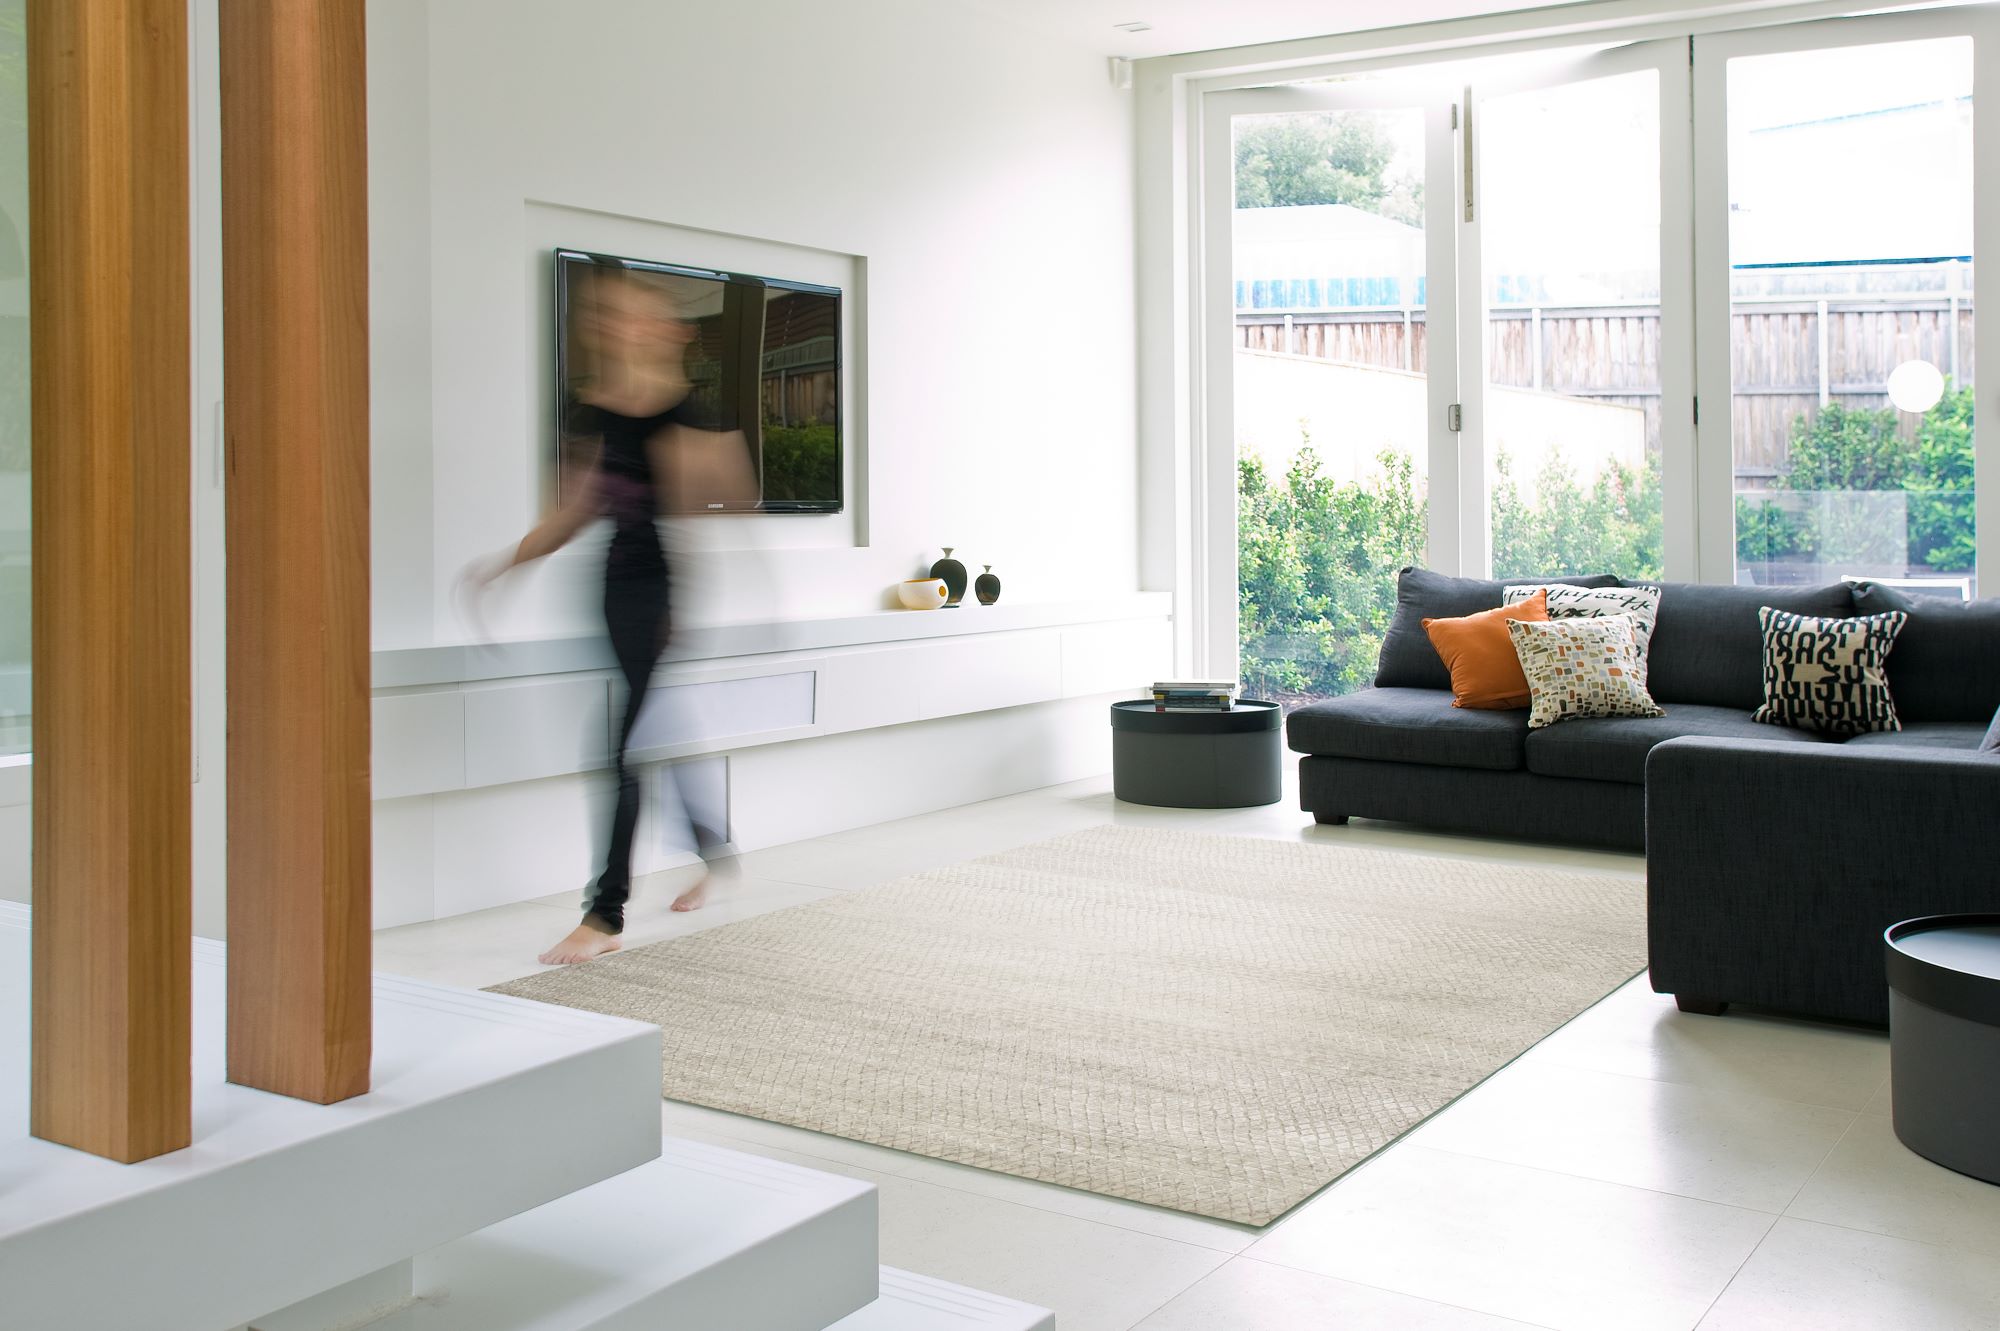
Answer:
[{"left": 1887, "top": 359, "right": 1946, "bottom": 415}]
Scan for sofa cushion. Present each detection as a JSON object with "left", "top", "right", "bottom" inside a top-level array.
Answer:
[
  {"left": 1849, "top": 582, "right": 2000, "bottom": 722},
  {"left": 1286, "top": 687, "right": 1528, "bottom": 771},
  {"left": 1423, "top": 589, "right": 1549, "bottom": 710},
  {"left": 1505, "top": 582, "right": 1662, "bottom": 683},
  {"left": 1525, "top": 704, "right": 1832, "bottom": 785},
  {"left": 1376, "top": 567, "right": 1620, "bottom": 692},
  {"left": 1751, "top": 607, "right": 1908, "bottom": 737},
  {"left": 1840, "top": 721, "right": 1991, "bottom": 752},
  {"left": 1509, "top": 615, "right": 1664, "bottom": 730},
  {"left": 1646, "top": 581, "right": 1856, "bottom": 709}
]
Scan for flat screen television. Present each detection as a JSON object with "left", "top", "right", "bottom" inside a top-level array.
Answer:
[{"left": 554, "top": 247, "right": 842, "bottom": 513}]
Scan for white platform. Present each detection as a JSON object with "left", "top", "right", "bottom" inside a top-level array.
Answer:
[
  {"left": 0, "top": 902, "right": 662, "bottom": 1331},
  {"left": 363, "top": 1138, "right": 879, "bottom": 1331},
  {"left": 292, "top": 1140, "right": 1052, "bottom": 1331}
]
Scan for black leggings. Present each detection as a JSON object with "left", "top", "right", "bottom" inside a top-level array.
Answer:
[{"left": 584, "top": 573, "right": 722, "bottom": 933}]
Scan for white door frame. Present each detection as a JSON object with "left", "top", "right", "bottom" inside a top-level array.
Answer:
[{"left": 1691, "top": 7, "right": 2000, "bottom": 584}]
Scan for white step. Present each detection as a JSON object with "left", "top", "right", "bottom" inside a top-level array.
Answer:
[
  {"left": 366, "top": 1137, "right": 878, "bottom": 1331},
  {"left": 832, "top": 1268, "right": 1055, "bottom": 1330},
  {"left": 0, "top": 903, "right": 662, "bottom": 1331}
]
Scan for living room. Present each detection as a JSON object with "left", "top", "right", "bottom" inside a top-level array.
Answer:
[{"left": 3, "top": 0, "right": 1998, "bottom": 1328}]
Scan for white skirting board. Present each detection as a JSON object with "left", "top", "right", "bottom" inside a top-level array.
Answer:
[{"left": 835, "top": 1269, "right": 1055, "bottom": 1331}]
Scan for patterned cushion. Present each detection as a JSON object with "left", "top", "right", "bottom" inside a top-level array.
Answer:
[
  {"left": 1504, "top": 583, "right": 1662, "bottom": 683},
  {"left": 1506, "top": 614, "right": 1666, "bottom": 730},
  {"left": 1374, "top": 568, "right": 1621, "bottom": 691},
  {"left": 1752, "top": 608, "right": 1907, "bottom": 736}
]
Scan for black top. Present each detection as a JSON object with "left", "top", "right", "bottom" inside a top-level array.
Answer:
[
  {"left": 1109, "top": 699, "right": 1280, "bottom": 735},
  {"left": 1886, "top": 914, "right": 2000, "bottom": 1027},
  {"left": 567, "top": 398, "right": 691, "bottom": 583}
]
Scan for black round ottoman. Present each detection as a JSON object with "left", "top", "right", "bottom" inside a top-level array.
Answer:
[
  {"left": 1885, "top": 914, "right": 2000, "bottom": 1185},
  {"left": 1109, "top": 699, "right": 1282, "bottom": 809}
]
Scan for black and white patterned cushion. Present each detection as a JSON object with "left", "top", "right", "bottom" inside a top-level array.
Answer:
[
  {"left": 1752, "top": 608, "right": 1907, "bottom": 736},
  {"left": 1504, "top": 584, "right": 1662, "bottom": 683}
]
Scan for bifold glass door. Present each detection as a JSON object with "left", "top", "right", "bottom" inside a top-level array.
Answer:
[{"left": 1204, "top": 43, "right": 1688, "bottom": 701}]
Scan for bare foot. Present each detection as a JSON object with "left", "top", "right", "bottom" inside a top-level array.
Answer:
[
  {"left": 538, "top": 922, "right": 622, "bottom": 966},
  {"left": 671, "top": 874, "right": 710, "bottom": 913}
]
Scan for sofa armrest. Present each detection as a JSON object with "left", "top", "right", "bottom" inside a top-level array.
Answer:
[{"left": 1645, "top": 737, "right": 2000, "bottom": 1024}]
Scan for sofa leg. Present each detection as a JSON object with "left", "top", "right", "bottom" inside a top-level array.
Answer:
[
  {"left": 1313, "top": 812, "right": 1350, "bottom": 826},
  {"left": 1674, "top": 995, "right": 1729, "bottom": 1017}
]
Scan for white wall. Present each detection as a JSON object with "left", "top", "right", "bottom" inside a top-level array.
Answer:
[
  {"left": 374, "top": 0, "right": 1140, "bottom": 647},
  {"left": 5, "top": 0, "right": 1152, "bottom": 926},
  {"left": 353, "top": 0, "right": 1151, "bottom": 925}
]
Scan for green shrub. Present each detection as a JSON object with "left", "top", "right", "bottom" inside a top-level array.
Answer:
[
  {"left": 1238, "top": 443, "right": 1425, "bottom": 703},
  {"left": 760, "top": 422, "right": 838, "bottom": 504},
  {"left": 1734, "top": 385, "right": 1976, "bottom": 574},
  {"left": 1239, "top": 437, "right": 1662, "bottom": 705}
]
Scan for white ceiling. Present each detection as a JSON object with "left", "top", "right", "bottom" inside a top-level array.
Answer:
[{"left": 975, "top": 0, "right": 1567, "bottom": 58}]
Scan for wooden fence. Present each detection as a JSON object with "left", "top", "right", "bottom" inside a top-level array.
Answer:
[{"left": 1237, "top": 299, "right": 1977, "bottom": 477}]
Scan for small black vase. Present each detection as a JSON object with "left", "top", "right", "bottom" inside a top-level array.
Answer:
[
  {"left": 929, "top": 547, "right": 968, "bottom": 607},
  {"left": 974, "top": 565, "right": 1001, "bottom": 605}
]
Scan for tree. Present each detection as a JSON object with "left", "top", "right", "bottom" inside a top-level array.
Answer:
[{"left": 1233, "top": 112, "right": 1423, "bottom": 225}]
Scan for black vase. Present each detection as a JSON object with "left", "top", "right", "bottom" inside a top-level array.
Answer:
[
  {"left": 929, "top": 547, "right": 968, "bottom": 607},
  {"left": 974, "top": 565, "right": 1001, "bottom": 605}
]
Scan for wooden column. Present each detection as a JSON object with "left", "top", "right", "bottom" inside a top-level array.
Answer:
[
  {"left": 28, "top": 0, "right": 193, "bottom": 1163},
  {"left": 220, "top": 0, "right": 372, "bottom": 1104}
]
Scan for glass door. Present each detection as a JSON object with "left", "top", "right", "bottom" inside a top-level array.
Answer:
[
  {"left": 1696, "top": 10, "right": 1998, "bottom": 593},
  {"left": 1469, "top": 43, "right": 1694, "bottom": 584},
  {"left": 1203, "top": 83, "right": 1458, "bottom": 705}
]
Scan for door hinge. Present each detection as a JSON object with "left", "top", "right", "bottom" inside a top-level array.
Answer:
[
  {"left": 1451, "top": 103, "right": 1459, "bottom": 130},
  {"left": 1448, "top": 403, "right": 1463, "bottom": 432},
  {"left": 1692, "top": 395, "right": 1700, "bottom": 426}
]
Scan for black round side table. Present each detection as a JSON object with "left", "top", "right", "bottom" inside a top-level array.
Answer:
[
  {"left": 1885, "top": 914, "right": 2000, "bottom": 1185},
  {"left": 1109, "top": 699, "right": 1282, "bottom": 809}
]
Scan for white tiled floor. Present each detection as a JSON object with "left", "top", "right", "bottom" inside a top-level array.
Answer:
[{"left": 373, "top": 771, "right": 2000, "bottom": 1331}]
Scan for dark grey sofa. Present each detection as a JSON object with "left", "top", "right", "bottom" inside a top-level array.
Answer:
[
  {"left": 1288, "top": 568, "right": 1858, "bottom": 852},
  {"left": 1647, "top": 585, "right": 2000, "bottom": 1024},
  {"left": 1288, "top": 571, "right": 2000, "bottom": 1025}
]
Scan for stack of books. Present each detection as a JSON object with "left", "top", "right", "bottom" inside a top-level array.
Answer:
[{"left": 1150, "top": 680, "right": 1239, "bottom": 712}]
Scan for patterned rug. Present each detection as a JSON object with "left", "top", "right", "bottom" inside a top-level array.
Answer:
[{"left": 488, "top": 825, "right": 1646, "bottom": 1225}]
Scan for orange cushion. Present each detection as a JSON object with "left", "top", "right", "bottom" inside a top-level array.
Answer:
[{"left": 1422, "top": 590, "right": 1549, "bottom": 710}]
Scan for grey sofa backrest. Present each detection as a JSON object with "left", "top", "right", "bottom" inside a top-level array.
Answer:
[
  {"left": 1851, "top": 581, "right": 2000, "bottom": 722},
  {"left": 1375, "top": 567, "right": 1619, "bottom": 692},
  {"left": 1647, "top": 581, "right": 1856, "bottom": 708}
]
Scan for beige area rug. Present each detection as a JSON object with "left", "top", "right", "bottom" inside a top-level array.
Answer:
[{"left": 488, "top": 825, "right": 1645, "bottom": 1225}]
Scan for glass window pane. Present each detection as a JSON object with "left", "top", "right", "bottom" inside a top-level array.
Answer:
[
  {"left": 1233, "top": 107, "right": 1429, "bottom": 707},
  {"left": 1481, "top": 69, "right": 1664, "bottom": 583},
  {"left": 2, "top": 0, "right": 28, "bottom": 756},
  {"left": 1728, "top": 39, "right": 1976, "bottom": 597}
]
